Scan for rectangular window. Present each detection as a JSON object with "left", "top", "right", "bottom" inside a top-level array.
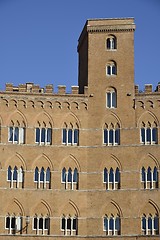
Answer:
[
  {"left": 44, "top": 218, "right": 49, "bottom": 230},
  {"left": 74, "top": 129, "right": 79, "bottom": 144},
  {"left": 115, "top": 129, "right": 120, "bottom": 144},
  {"left": 33, "top": 218, "right": 37, "bottom": 230},
  {"left": 36, "top": 128, "right": 40, "bottom": 143},
  {"left": 73, "top": 218, "right": 77, "bottom": 230},
  {"left": 41, "top": 128, "right": 45, "bottom": 143},
  {"left": 152, "top": 128, "right": 157, "bottom": 143},
  {"left": 47, "top": 128, "right": 52, "bottom": 143},
  {"left": 68, "top": 129, "right": 72, "bottom": 144},
  {"left": 109, "top": 129, "right": 113, "bottom": 144},
  {"left": 107, "top": 93, "right": 111, "bottom": 108},
  {"left": 141, "top": 128, "right": 145, "bottom": 143},
  {"left": 104, "top": 129, "right": 108, "bottom": 144},
  {"left": 62, "top": 129, "right": 67, "bottom": 144},
  {"left": 104, "top": 218, "right": 108, "bottom": 231},
  {"left": 9, "top": 127, "right": 13, "bottom": 142}
]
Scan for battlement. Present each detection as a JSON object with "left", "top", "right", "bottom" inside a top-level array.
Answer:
[
  {"left": 135, "top": 83, "right": 160, "bottom": 94},
  {"left": 4, "top": 82, "right": 88, "bottom": 96}
]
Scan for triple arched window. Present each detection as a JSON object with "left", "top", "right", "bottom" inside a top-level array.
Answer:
[
  {"left": 103, "top": 215, "right": 120, "bottom": 235},
  {"left": 33, "top": 215, "right": 50, "bottom": 235},
  {"left": 5, "top": 215, "right": 22, "bottom": 234},
  {"left": 103, "top": 167, "right": 120, "bottom": 190},
  {"left": 141, "top": 214, "right": 159, "bottom": 235},
  {"left": 141, "top": 167, "right": 158, "bottom": 189},
  {"left": 8, "top": 121, "right": 25, "bottom": 144},
  {"left": 103, "top": 123, "right": 120, "bottom": 146},
  {"left": 62, "top": 123, "right": 79, "bottom": 146},
  {"left": 61, "top": 215, "right": 77, "bottom": 235},
  {"left": 34, "top": 167, "right": 51, "bottom": 189},
  {"left": 61, "top": 168, "right": 78, "bottom": 190},
  {"left": 7, "top": 166, "right": 24, "bottom": 188},
  {"left": 140, "top": 122, "right": 158, "bottom": 145},
  {"left": 35, "top": 121, "right": 52, "bottom": 145}
]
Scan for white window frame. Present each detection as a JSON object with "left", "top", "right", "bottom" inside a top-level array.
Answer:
[
  {"left": 34, "top": 167, "right": 50, "bottom": 189},
  {"left": 140, "top": 127, "right": 158, "bottom": 145},
  {"left": 141, "top": 215, "right": 159, "bottom": 235},
  {"left": 7, "top": 166, "right": 24, "bottom": 188},
  {"left": 106, "top": 91, "right": 117, "bottom": 108},
  {"left": 103, "top": 168, "right": 120, "bottom": 190},
  {"left": 32, "top": 216, "right": 50, "bottom": 235},
  {"left": 35, "top": 128, "right": 52, "bottom": 145},
  {"left": 61, "top": 216, "right": 77, "bottom": 235},
  {"left": 8, "top": 127, "right": 25, "bottom": 144},
  {"left": 106, "top": 62, "right": 117, "bottom": 76},
  {"left": 103, "top": 216, "right": 120, "bottom": 235},
  {"left": 61, "top": 168, "right": 78, "bottom": 190},
  {"left": 141, "top": 167, "right": 158, "bottom": 189},
  {"left": 106, "top": 37, "right": 116, "bottom": 50},
  {"left": 103, "top": 128, "right": 120, "bottom": 146},
  {"left": 5, "top": 215, "right": 22, "bottom": 234},
  {"left": 62, "top": 128, "right": 79, "bottom": 146}
]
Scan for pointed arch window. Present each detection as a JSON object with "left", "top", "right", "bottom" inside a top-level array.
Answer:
[
  {"left": 141, "top": 214, "right": 159, "bottom": 235},
  {"left": 5, "top": 215, "right": 22, "bottom": 234},
  {"left": 7, "top": 166, "right": 24, "bottom": 188},
  {"left": 33, "top": 215, "right": 50, "bottom": 235},
  {"left": 141, "top": 166, "right": 158, "bottom": 189},
  {"left": 34, "top": 167, "right": 51, "bottom": 189},
  {"left": 61, "top": 167, "right": 78, "bottom": 190},
  {"left": 103, "top": 124, "right": 120, "bottom": 146},
  {"left": 140, "top": 122, "right": 158, "bottom": 145},
  {"left": 61, "top": 215, "right": 78, "bottom": 235},
  {"left": 103, "top": 167, "right": 120, "bottom": 190},
  {"left": 62, "top": 124, "right": 79, "bottom": 146},
  {"left": 35, "top": 127, "right": 52, "bottom": 145},
  {"left": 103, "top": 215, "right": 120, "bottom": 235},
  {"left": 8, "top": 126, "right": 25, "bottom": 144}
]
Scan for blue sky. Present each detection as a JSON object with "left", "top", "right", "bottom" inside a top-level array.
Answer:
[{"left": 0, "top": 0, "right": 160, "bottom": 92}]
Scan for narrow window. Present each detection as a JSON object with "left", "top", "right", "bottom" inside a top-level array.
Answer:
[
  {"left": 74, "top": 129, "right": 79, "bottom": 144},
  {"left": 39, "top": 217, "right": 43, "bottom": 230},
  {"left": 73, "top": 168, "right": 78, "bottom": 183},
  {"left": 68, "top": 129, "right": 72, "bottom": 144},
  {"left": 34, "top": 167, "right": 39, "bottom": 182},
  {"left": 13, "top": 166, "right": 17, "bottom": 181},
  {"left": 67, "top": 218, "right": 71, "bottom": 230},
  {"left": 104, "top": 129, "right": 108, "bottom": 144},
  {"left": 33, "top": 217, "right": 37, "bottom": 230},
  {"left": 62, "top": 168, "right": 66, "bottom": 182},
  {"left": 36, "top": 128, "right": 40, "bottom": 143},
  {"left": 62, "top": 217, "right": 65, "bottom": 230},
  {"left": 7, "top": 166, "right": 12, "bottom": 181},
  {"left": 68, "top": 168, "right": 72, "bottom": 183},
  {"left": 46, "top": 167, "right": 50, "bottom": 182},
  {"left": 47, "top": 128, "right": 52, "bottom": 143},
  {"left": 40, "top": 167, "right": 44, "bottom": 182},
  {"left": 62, "top": 129, "right": 67, "bottom": 144},
  {"left": 41, "top": 128, "right": 45, "bottom": 143},
  {"left": 6, "top": 216, "right": 10, "bottom": 229},
  {"left": 103, "top": 168, "right": 108, "bottom": 183}
]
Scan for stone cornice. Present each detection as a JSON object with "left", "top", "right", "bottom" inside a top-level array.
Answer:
[{"left": 87, "top": 24, "right": 135, "bottom": 33}]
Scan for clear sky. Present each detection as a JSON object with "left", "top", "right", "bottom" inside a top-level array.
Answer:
[{"left": 0, "top": 0, "right": 160, "bottom": 92}]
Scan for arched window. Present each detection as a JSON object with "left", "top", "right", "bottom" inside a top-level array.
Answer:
[
  {"left": 106, "top": 61, "right": 117, "bottom": 76},
  {"left": 62, "top": 123, "right": 79, "bottom": 146},
  {"left": 61, "top": 215, "right": 78, "bottom": 235},
  {"left": 106, "top": 89, "right": 117, "bottom": 108},
  {"left": 34, "top": 167, "right": 51, "bottom": 189},
  {"left": 8, "top": 123, "right": 25, "bottom": 144},
  {"left": 141, "top": 166, "right": 158, "bottom": 189},
  {"left": 103, "top": 215, "right": 120, "bottom": 235},
  {"left": 141, "top": 214, "right": 159, "bottom": 235},
  {"left": 103, "top": 167, "right": 120, "bottom": 190},
  {"left": 106, "top": 36, "right": 117, "bottom": 50},
  {"left": 35, "top": 126, "right": 52, "bottom": 145},
  {"left": 61, "top": 167, "right": 79, "bottom": 190},
  {"left": 140, "top": 122, "right": 158, "bottom": 145},
  {"left": 103, "top": 124, "right": 120, "bottom": 146},
  {"left": 33, "top": 215, "right": 50, "bottom": 235}
]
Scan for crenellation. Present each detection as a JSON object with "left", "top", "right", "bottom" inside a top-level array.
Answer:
[
  {"left": 71, "top": 86, "right": 79, "bottom": 94},
  {"left": 58, "top": 85, "right": 66, "bottom": 94},
  {"left": 145, "top": 84, "right": 152, "bottom": 93},
  {"left": 45, "top": 84, "right": 53, "bottom": 93}
]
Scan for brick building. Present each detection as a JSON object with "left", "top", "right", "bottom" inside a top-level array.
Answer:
[{"left": 0, "top": 18, "right": 159, "bottom": 239}]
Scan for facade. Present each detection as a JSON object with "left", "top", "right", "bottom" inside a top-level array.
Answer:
[{"left": 0, "top": 18, "right": 159, "bottom": 239}]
